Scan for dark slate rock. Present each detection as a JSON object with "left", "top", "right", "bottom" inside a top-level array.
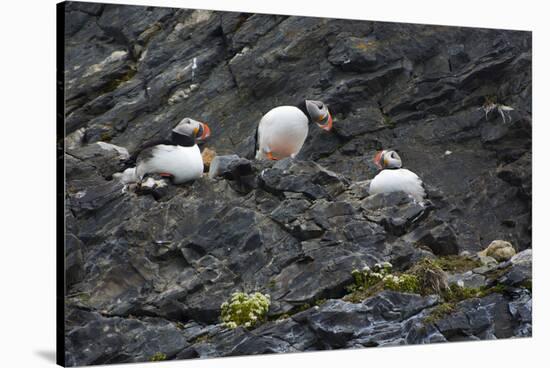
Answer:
[
  {"left": 62, "top": 3, "right": 532, "bottom": 364},
  {"left": 260, "top": 159, "right": 349, "bottom": 200},
  {"left": 362, "top": 192, "right": 427, "bottom": 236},
  {"left": 65, "top": 233, "right": 84, "bottom": 288},
  {"left": 65, "top": 309, "right": 189, "bottom": 366}
]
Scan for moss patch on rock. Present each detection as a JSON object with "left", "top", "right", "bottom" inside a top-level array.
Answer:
[
  {"left": 430, "top": 255, "right": 482, "bottom": 273},
  {"left": 149, "top": 352, "right": 167, "bottom": 361}
]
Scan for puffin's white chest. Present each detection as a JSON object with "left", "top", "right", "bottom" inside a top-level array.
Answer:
[
  {"left": 369, "top": 168, "right": 426, "bottom": 202},
  {"left": 137, "top": 144, "right": 203, "bottom": 184},
  {"left": 256, "top": 106, "right": 309, "bottom": 159}
]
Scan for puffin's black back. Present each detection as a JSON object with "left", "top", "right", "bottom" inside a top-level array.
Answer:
[
  {"left": 295, "top": 100, "right": 309, "bottom": 119},
  {"left": 126, "top": 138, "right": 173, "bottom": 166}
]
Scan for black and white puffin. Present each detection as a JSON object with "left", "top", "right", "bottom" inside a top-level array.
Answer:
[
  {"left": 133, "top": 118, "right": 211, "bottom": 184},
  {"left": 254, "top": 100, "right": 332, "bottom": 160},
  {"left": 370, "top": 150, "right": 426, "bottom": 202}
]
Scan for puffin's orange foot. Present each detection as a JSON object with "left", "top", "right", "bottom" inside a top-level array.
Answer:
[
  {"left": 266, "top": 152, "right": 278, "bottom": 161},
  {"left": 159, "top": 173, "right": 173, "bottom": 177}
]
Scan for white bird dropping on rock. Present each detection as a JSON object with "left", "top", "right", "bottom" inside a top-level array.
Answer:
[{"left": 191, "top": 57, "right": 197, "bottom": 81}]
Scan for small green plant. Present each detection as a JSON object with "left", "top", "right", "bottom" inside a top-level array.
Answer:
[
  {"left": 424, "top": 303, "right": 456, "bottom": 324},
  {"left": 348, "top": 262, "right": 394, "bottom": 292},
  {"left": 192, "top": 334, "right": 210, "bottom": 344},
  {"left": 149, "top": 352, "right": 167, "bottom": 361},
  {"left": 442, "top": 284, "right": 482, "bottom": 302},
  {"left": 383, "top": 273, "right": 420, "bottom": 294},
  {"left": 430, "top": 255, "right": 482, "bottom": 273},
  {"left": 220, "top": 292, "right": 270, "bottom": 329},
  {"left": 346, "top": 262, "right": 421, "bottom": 302},
  {"left": 382, "top": 114, "right": 395, "bottom": 127}
]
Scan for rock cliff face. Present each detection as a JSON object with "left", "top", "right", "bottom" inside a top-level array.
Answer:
[{"left": 62, "top": 2, "right": 532, "bottom": 366}]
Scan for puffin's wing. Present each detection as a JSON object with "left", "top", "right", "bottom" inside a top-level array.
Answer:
[
  {"left": 136, "top": 144, "right": 180, "bottom": 165},
  {"left": 128, "top": 139, "right": 173, "bottom": 165},
  {"left": 253, "top": 119, "right": 261, "bottom": 158}
]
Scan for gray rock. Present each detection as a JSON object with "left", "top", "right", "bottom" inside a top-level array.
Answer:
[
  {"left": 62, "top": 3, "right": 532, "bottom": 364},
  {"left": 65, "top": 308, "right": 189, "bottom": 365}
]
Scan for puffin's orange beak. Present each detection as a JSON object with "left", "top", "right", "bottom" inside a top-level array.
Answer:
[
  {"left": 318, "top": 112, "right": 333, "bottom": 132},
  {"left": 373, "top": 150, "right": 384, "bottom": 169},
  {"left": 197, "top": 122, "right": 211, "bottom": 141}
]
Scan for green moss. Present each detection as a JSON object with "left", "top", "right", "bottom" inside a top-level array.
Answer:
[
  {"left": 149, "top": 352, "right": 167, "bottom": 361},
  {"left": 102, "top": 67, "right": 137, "bottom": 94},
  {"left": 276, "top": 313, "right": 291, "bottom": 321},
  {"left": 100, "top": 131, "right": 113, "bottom": 142},
  {"left": 424, "top": 302, "right": 456, "bottom": 324},
  {"left": 382, "top": 114, "right": 395, "bottom": 127},
  {"left": 483, "top": 95, "right": 498, "bottom": 107},
  {"left": 484, "top": 265, "right": 512, "bottom": 282},
  {"left": 344, "top": 258, "right": 510, "bottom": 305},
  {"left": 431, "top": 255, "right": 482, "bottom": 273},
  {"left": 191, "top": 334, "right": 210, "bottom": 344},
  {"left": 220, "top": 292, "right": 270, "bottom": 329},
  {"left": 315, "top": 298, "right": 327, "bottom": 307},
  {"left": 175, "top": 322, "right": 185, "bottom": 330},
  {"left": 268, "top": 279, "right": 276, "bottom": 289},
  {"left": 442, "top": 284, "right": 482, "bottom": 303},
  {"left": 521, "top": 279, "right": 532, "bottom": 292}
]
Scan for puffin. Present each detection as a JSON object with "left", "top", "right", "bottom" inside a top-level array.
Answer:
[
  {"left": 133, "top": 117, "right": 211, "bottom": 184},
  {"left": 370, "top": 150, "right": 426, "bottom": 202},
  {"left": 254, "top": 100, "right": 332, "bottom": 160}
]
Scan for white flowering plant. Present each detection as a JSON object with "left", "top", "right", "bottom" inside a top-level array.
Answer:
[
  {"left": 220, "top": 292, "right": 271, "bottom": 329},
  {"left": 348, "top": 262, "right": 420, "bottom": 295}
]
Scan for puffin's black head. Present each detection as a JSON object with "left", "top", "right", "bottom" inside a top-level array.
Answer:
[
  {"left": 373, "top": 150, "right": 402, "bottom": 169},
  {"left": 305, "top": 100, "right": 332, "bottom": 131},
  {"left": 171, "top": 118, "right": 211, "bottom": 146}
]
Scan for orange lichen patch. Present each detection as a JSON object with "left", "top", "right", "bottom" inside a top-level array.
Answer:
[
  {"left": 201, "top": 148, "right": 217, "bottom": 171},
  {"left": 354, "top": 39, "right": 378, "bottom": 52}
]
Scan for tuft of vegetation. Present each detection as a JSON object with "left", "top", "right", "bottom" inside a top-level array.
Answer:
[
  {"left": 430, "top": 255, "right": 482, "bottom": 273},
  {"left": 382, "top": 273, "right": 420, "bottom": 294},
  {"left": 220, "top": 292, "right": 270, "bottom": 329},
  {"left": 423, "top": 283, "right": 509, "bottom": 324},
  {"left": 314, "top": 298, "right": 327, "bottom": 307},
  {"left": 149, "top": 352, "right": 167, "bottom": 362},
  {"left": 481, "top": 96, "right": 515, "bottom": 123},
  {"left": 424, "top": 302, "right": 456, "bottom": 324},
  {"left": 344, "top": 257, "right": 511, "bottom": 306},
  {"left": 442, "top": 284, "right": 483, "bottom": 303},
  {"left": 345, "top": 262, "right": 421, "bottom": 302},
  {"left": 102, "top": 68, "right": 137, "bottom": 94},
  {"left": 521, "top": 279, "right": 532, "bottom": 292},
  {"left": 191, "top": 334, "right": 210, "bottom": 344},
  {"left": 409, "top": 259, "right": 449, "bottom": 295},
  {"left": 100, "top": 131, "right": 113, "bottom": 142},
  {"left": 382, "top": 114, "right": 395, "bottom": 128}
]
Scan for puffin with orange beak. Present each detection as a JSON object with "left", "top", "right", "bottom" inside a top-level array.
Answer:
[
  {"left": 255, "top": 99, "right": 333, "bottom": 160},
  {"left": 369, "top": 150, "right": 426, "bottom": 202},
  {"left": 134, "top": 117, "right": 211, "bottom": 184}
]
